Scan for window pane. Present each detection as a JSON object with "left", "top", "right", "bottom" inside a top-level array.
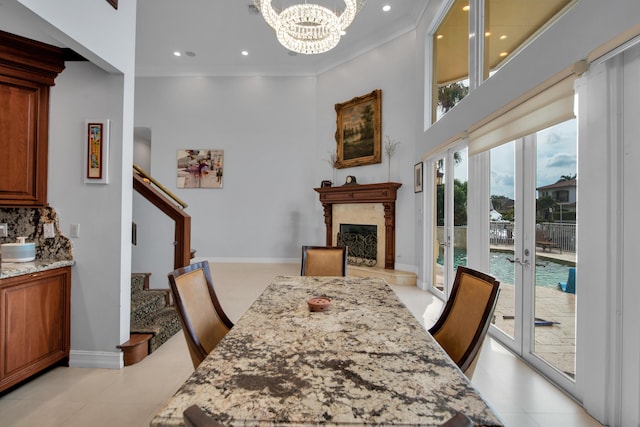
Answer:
[
  {"left": 433, "top": 0, "right": 469, "bottom": 122},
  {"left": 484, "top": 0, "right": 573, "bottom": 79}
]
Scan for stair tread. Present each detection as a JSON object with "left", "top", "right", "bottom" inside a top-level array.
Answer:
[
  {"left": 131, "top": 306, "right": 180, "bottom": 333},
  {"left": 118, "top": 333, "right": 153, "bottom": 349},
  {"left": 130, "top": 273, "right": 180, "bottom": 355}
]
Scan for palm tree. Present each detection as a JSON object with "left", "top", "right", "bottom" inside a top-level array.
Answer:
[
  {"left": 438, "top": 82, "right": 469, "bottom": 112},
  {"left": 558, "top": 174, "right": 577, "bottom": 181}
]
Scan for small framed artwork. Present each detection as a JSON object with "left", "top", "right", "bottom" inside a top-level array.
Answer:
[
  {"left": 414, "top": 162, "right": 423, "bottom": 193},
  {"left": 84, "top": 119, "right": 110, "bottom": 184},
  {"left": 335, "top": 89, "right": 382, "bottom": 169},
  {"left": 177, "top": 149, "right": 224, "bottom": 189}
]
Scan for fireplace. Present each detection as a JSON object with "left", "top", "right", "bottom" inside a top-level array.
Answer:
[
  {"left": 314, "top": 182, "right": 401, "bottom": 270},
  {"left": 338, "top": 224, "right": 377, "bottom": 267}
]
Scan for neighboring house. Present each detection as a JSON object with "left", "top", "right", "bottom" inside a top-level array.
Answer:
[
  {"left": 537, "top": 179, "right": 577, "bottom": 218},
  {"left": 537, "top": 179, "right": 577, "bottom": 204}
]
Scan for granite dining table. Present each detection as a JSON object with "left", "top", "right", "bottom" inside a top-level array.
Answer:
[{"left": 151, "top": 276, "right": 503, "bottom": 426}]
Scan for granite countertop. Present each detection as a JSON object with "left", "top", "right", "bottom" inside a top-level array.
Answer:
[
  {"left": 0, "top": 259, "right": 75, "bottom": 280},
  {"left": 151, "top": 276, "right": 503, "bottom": 427}
]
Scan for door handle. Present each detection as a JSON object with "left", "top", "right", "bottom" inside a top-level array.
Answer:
[{"left": 506, "top": 257, "right": 531, "bottom": 267}]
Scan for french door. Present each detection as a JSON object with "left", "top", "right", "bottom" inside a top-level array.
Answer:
[
  {"left": 488, "top": 119, "right": 577, "bottom": 394},
  {"left": 430, "top": 144, "right": 468, "bottom": 298}
]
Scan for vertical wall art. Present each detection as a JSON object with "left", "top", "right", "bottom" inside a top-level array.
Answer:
[
  {"left": 335, "top": 89, "right": 382, "bottom": 169},
  {"left": 414, "top": 162, "right": 423, "bottom": 193},
  {"left": 84, "top": 119, "right": 110, "bottom": 184},
  {"left": 176, "top": 149, "right": 224, "bottom": 189}
]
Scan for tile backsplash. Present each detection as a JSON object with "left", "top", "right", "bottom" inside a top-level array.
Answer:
[{"left": 0, "top": 207, "right": 73, "bottom": 261}]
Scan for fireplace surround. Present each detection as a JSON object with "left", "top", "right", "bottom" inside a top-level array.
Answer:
[{"left": 314, "top": 182, "right": 401, "bottom": 270}]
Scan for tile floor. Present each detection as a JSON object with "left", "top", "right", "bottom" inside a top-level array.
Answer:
[{"left": 0, "top": 262, "right": 603, "bottom": 427}]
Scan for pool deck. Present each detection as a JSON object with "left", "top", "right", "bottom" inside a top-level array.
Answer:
[
  {"left": 492, "top": 246, "right": 576, "bottom": 377},
  {"left": 437, "top": 247, "right": 577, "bottom": 377}
]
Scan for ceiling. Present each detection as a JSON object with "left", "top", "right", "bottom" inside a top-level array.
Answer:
[
  {"left": 0, "top": 0, "right": 427, "bottom": 77},
  {"left": 135, "top": 0, "right": 427, "bottom": 76}
]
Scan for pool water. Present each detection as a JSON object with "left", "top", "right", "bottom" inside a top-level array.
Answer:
[{"left": 437, "top": 248, "right": 574, "bottom": 288}]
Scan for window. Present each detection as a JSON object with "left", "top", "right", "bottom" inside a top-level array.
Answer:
[
  {"left": 432, "top": 0, "right": 469, "bottom": 123},
  {"left": 430, "top": 0, "right": 575, "bottom": 123},
  {"left": 484, "top": 0, "right": 573, "bottom": 79}
]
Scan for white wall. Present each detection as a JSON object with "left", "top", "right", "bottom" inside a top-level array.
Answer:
[
  {"left": 134, "top": 76, "right": 319, "bottom": 267},
  {"left": 49, "top": 62, "right": 129, "bottom": 365},
  {"left": 133, "top": 32, "right": 419, "bottom": 275},
  {"left": 316, "top": 32, "right": 418, "bottom": 270},
  {"left": 14, "top": 0, "right": 138, "bottom": 367}
]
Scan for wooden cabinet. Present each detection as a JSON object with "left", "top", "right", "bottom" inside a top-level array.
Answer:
[
  {"left": 0, "top": 30, "right": 65, "bottom": 207},
  {"left": 0, "top": 267, "right": 71, "bottom": 393}
]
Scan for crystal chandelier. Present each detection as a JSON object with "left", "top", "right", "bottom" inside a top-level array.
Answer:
[{"left": 254, "top": 0, "right": 367, "bottom": 55}]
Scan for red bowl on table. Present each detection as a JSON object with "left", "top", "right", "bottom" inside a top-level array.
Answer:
[{"left": 307, "top": 297, "right": 332, "bottom": 312}]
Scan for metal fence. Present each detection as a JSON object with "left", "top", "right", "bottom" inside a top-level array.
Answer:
[
  {"left": 489, "top": 221, "right": 576, "bottom": 253},
  {"left": 489, "top": 222, "right": 514, "bottom": 246},
  {"left": 538, "top": 222, "right": 576, "bottom": 253}
]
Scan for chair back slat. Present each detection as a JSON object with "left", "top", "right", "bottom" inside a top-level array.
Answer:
[
  {"left": 301, "top": 246, "right": 348, "bottom": 276},
  {"left": 168, "top": 261, "right": 233, "bottom": 369},
  {"left": 429, "top": 266, "right": 500, "bottom": 377}
]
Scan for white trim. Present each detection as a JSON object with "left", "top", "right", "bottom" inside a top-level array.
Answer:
[
  {"left": 69, "top": 350, "right": 123, "bottom": 369},
  {"left": 193, "top": 257, "right": 299, "bottom": 264}
]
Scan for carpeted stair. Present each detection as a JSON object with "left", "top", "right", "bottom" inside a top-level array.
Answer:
[{"left": 119, "top": 273, "right": 182, "bottom": 365}]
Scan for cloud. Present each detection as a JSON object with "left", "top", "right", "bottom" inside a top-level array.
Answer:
[{"left": 545, "top": 152, "right": 576, "bottom": 169}]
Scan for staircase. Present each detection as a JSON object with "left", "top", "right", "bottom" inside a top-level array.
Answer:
[{"left": 118, "top": 273, "right": 182, "bottom": 366}]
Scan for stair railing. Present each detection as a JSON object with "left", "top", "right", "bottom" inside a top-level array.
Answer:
[{"left": 133, "top": 164, "right": 192, "bottom": 269}]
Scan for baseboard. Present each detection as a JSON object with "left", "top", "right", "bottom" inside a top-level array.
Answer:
[
  {"left": 69, "top": 350, "right": 124, "bottom": 369},
  {"left": 193, "top": 257, "right": 418, "bottom": 273},
  {"left": 193, "top": 256, "right": 299, "bottom": 264}
]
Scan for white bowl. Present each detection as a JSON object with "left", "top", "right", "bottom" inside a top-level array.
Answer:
[{"left": 1, "top": 242, "right": 36, "bottom": 262}]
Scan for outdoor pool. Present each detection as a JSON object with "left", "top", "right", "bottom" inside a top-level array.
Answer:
[{"left": 438, "top": 248, "right": 575, "bottom": 288}]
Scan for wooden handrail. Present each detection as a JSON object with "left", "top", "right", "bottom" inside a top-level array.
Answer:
[
  {"left": 133, "top": 164, "right": 187, "bottom": 209},
  {"left": 133, "top": 169, "right": 191, "bottom": 269}
]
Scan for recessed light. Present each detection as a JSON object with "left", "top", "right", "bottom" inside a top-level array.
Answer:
[
  {"left": 241, "top": 50, "right": 249, "bottom": 56},
  {"left": 500, "top": 51, "right": 509, "bottom": 57},
  {"left": 382, "top": 5, "right": 391, "bottom": 12},
  {"left": 485, "top": 32, "right": 491, "bottom": 37},
  {"left": 340, "top": 30, "right": 346, "bottom": 36},
  {"left": 500, "top": 34, "right": 508, "bottom": 40},
  {"left": 173, "top": 51, "right": 181, "bottom": 57},
  {"left": 462, "top": 5, "right": 470, "bottom": 12},
  {"left": 436, "top": 34, "right": 444, "bottom": 40}
]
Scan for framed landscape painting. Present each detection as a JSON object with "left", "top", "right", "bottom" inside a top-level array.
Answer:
[
  {"left": 176, "top": 149, "right": 224, "bottom": 189},
  {"left": 335, "top": 89, "right": 381, "bottom": 169}
]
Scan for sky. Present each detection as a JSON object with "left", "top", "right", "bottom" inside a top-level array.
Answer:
[{"left": 490, "top": 119, "right": 577, "bottom": 199}]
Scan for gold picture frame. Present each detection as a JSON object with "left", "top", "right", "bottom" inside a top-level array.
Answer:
[{"left": 335, "top": 89, "right": 381, "bottom": 169}]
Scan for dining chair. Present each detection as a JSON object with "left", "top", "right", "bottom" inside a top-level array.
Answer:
[
  {"left": 440, "top": 412, "right": 474, "bottom": 427},
  {"left": 429, "top": 266, "right": 500, "bottom": 378},
  {"left": 183, "top": 404, "right": 226, "bottom": 427},
  {"left": 300, "top": 245, "right": 348, "bottom": 276},
  {"left": 168, "top": 261, "right": 234, "bottom": 369}
]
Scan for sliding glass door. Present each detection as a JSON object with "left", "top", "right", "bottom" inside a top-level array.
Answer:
[
  {"left": 430, "top": 145, "right": 468, "bottom": 297},
  {"left": 488, "top": 119, "right": 577, "bottom": 391}
]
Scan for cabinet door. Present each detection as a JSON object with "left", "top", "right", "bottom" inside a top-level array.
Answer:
[
  {"left": 0, "top": 268, "right": 71, "bottom": 390},
  {"left": 0, "top": 75, "right": 49, "bottom": 206}
]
